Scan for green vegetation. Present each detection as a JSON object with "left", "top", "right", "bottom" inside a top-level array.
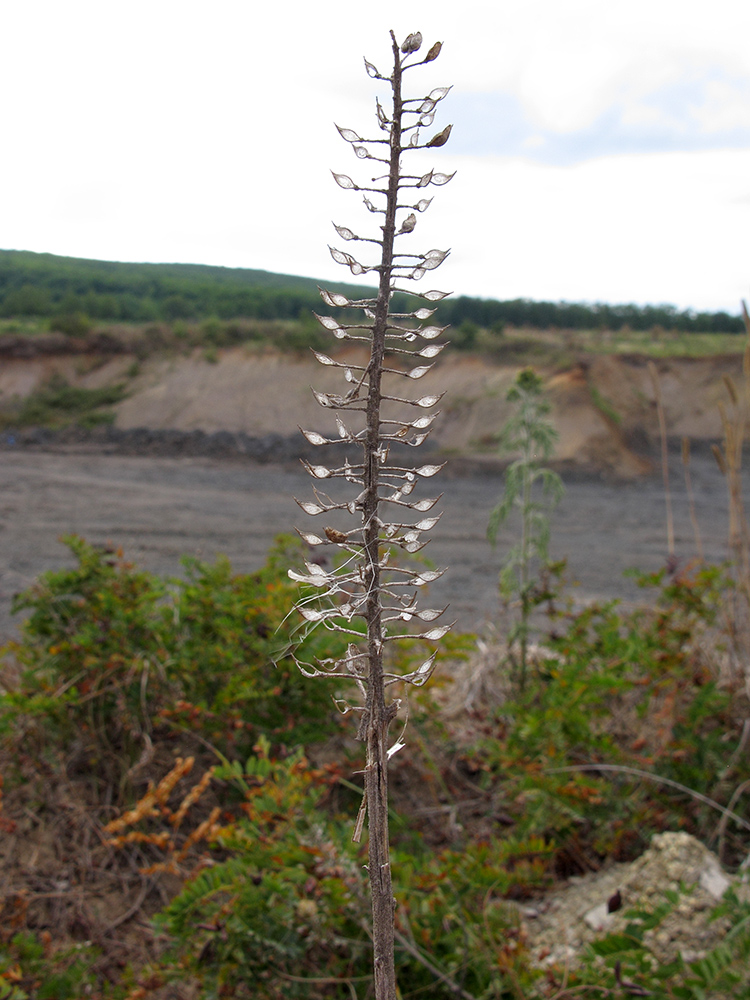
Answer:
[
  {"left": 1, "top": 374, "right": 128, "bottom": 429},
  {"left": 2, "top": 538, "right": 749, "bottom": 997},
  {"left": 0, "top": 249, "right": 381, "bottom": 327},
  {"left": 0, "top": 249, "right": 743, "bottom": 338},
  {"left": 488, "top": 369, "right": 564, "bottom": 689}
]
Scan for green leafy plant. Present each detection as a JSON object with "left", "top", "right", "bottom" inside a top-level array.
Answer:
[
  {"left": 3, "top": 373, "right": 127, "bottom": 429},
  {"left": 473, "top": 562, "right": 750, "bottom": 868},
  {"left": 554, "top": 887, "right": 750, "bottom": 999},
  {"left": 1, "top": 534, "right": 347, "bottom": 793},
  {"left": 488, "top": 367, "right": 564, "bottom": 689}
]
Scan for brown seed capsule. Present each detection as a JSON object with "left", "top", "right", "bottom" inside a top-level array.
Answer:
[
  {"left": 424, "top": 41, "right": 442, "bottom": 63},
  {"left": 426, "top": 124, "right": 453, "bottom": 148},
  {"left": 401, "top": 32, "right": 422, "bottom": 54},
  {"left": 398, "top": 213, "right": 417, "bottom": 234},
  {"left": 324, "top": 526, "right": 348, "bottom": 544}
]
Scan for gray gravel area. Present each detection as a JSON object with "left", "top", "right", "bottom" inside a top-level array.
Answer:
[{"left": 0, "top": 448, "right": 738, "bottom": 640}]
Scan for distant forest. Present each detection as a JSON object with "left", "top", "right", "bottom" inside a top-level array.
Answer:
[{"left": 0, "top": 249, "right": 743, "bottom": 334}]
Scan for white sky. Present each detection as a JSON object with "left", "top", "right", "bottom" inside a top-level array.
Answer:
[{"left": 2, "top": 0, "right": 749, "bottom": 313}]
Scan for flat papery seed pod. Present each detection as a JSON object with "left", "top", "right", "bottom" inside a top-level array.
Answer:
[
  {"left": 329, "top": 246, "right": 355, "bottom": 266},
  {"left": 384, "top": 524, "right": 399, "bottom": 538},
  {"left": 423, "top": 247, "right": 450, "bottom": 264},
  {"left": 416, "top": 463, "right": 445, "bottom": 477},
  {"left": 344, "top": 368, "right": 356, "bottom": 383},
  {"left": 411, "top": 495, "right": 442, "bottom": 511},
  {"left": 403, "top": 530, "right": 421, "bottom": 543},
  {"left": 299, "top": 428, "right": 330, "bottom": 446},
  {"left": 421, "top": 289, "right": 451, "bottom": 301},
  {"left": 419, "top": 344, "right": 444, "bottom": 358},
  {"left": 288, "top": 569, "right": 328, "bottom": 587},
  {"left": 298, "top": 530, "right": 324, "bottom": 545},
  {"left": 295, "top": 500, "right": 325, "bottom": 516},
  {"left": 319, "top": 288, "right": 352, "bottom": 307},
  {"left": 314, "top": 313, "right": 346, "bottom": 332},
  {"left": 408, "top": 132, "right": 420, "bottom": 148},
  {"left": 419, "top": 257, "right": 444, "bottom": 272},
  {"left": 410, "top": 267, "right": 426, "bottom": 280},
  {"left": 363, "top": 196, "right": 380, "bottom": 213},
  {"left": 332, "top": 172, "right": 357, "bottom": 189},
  {"left": 406, "top": 365, "right": 433, "bottom": 380},
  {"left": 311, "top": 351, "right": 336, "bottom": 367},
  {"left": 312, "top": 389, "right": 335, "bottom": 408},
  {"left": 409, "top": 654, "right": 437, "bottom": 684},
  {"left": 416, "top": 607, "right": 446, "bottom": 621},
  {"left": 353, "top": 145, "right": 371, "bottom": 159},
  {"left": 415, "top": 393, "right": 444, "bottom": 408},
  {"left": 421, "top": 623, "right": 454, "bottom": 641},
  {"left": 416, "top": 170, "right": 433, "bottom": 188},
  {"left": 332, "top": 327, "right": 349, "bottom": 339},
  {"left": 334, "top": 223, "right": 357, "bottom": 240},
  {"left": 414, "top": 198, "right": 433, "bottom": 212},
  {"left": 336, "top": 418, "right": 349, "bottom": 438},
  {"left": 364, "top": 58, "right": 381, "bottom": 78},
  {"left": 419, "top": 325, "right": 448, "bottom": 340},
  {"left": 404, "top": 539, "right": 428, "bottom": 553},
  {"left": 428, "top": 86, "right": 452, "bottom": 101},
  {"left": 307, "top": 464, "right": 333, "bottom": 479},
  {"left": 417, "top": 99, "right": 437, "bottom": 115},
  {"left": 336, "top": 125, "right": 362, "bottom": 143},
  {"left": 304, "top": 561, "right": 330, "bottom": 578},
  {"left": 413, "top": 569, "right": 445, "bottom": 585},
  {"left": 412, "top": 413, "right": 437, "bottom": 428},
  {"left": 429, "top": 171, "right": 456, "bottom": 186},
  {"left": 376, "top": 98, "right": 389, "bottom": 124},
  {"left": 418, "top": 111, "right": 435, "bottom": 128},
  {"left": 413, "top": 307, "right": 435, "bottom": 319},
  {"left": 299, "top": 607, "right": 329, "bottom": 622},
  {"left": 415, "top": 515, "right": 441, "bottom": 530}
]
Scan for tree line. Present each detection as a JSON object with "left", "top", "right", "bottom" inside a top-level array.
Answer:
[{"left": 0, "top": 249, "right": 743, "bottom": 333}]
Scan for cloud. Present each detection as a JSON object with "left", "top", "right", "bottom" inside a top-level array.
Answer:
[{"left": 450, "top": 68, "right": 750, "bottom": 165}]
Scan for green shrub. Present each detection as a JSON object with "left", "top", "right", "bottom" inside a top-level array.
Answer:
[
  {"left": 557, "top": 887, "right": 750, "bottom": 999},
  {"left": 139, "top": 743, "right": 546, "bottom": 999},
  {"left": 1, "top": 535, "right": 349, "bottom": 791},
  {"left": 0, "top": 931, "right": 102, "bottom": 999},
  {"left": 9, "top": 374, "right": 127, "bottom": 428},
  {"left": 473, "top": 563, "right": 747, "bottom": 864},
  {"left": 48, "top": 311, "right": 91, "bottom": 337}
]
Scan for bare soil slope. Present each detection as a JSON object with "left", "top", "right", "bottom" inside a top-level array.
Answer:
[{"left": 1, "top": 341, "right": 741, "bottom": 477}]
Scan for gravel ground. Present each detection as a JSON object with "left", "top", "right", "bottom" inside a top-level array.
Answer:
[{"left": 0, "top": 447, "right": 738, "bottom": 641}]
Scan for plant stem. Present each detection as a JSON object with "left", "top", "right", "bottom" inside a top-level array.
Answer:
[{"left": 361, "top": 31, "right": 403, "bottom": 1000}]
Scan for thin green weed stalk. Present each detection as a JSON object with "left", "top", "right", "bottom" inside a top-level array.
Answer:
[{"left": 487, "top": 367, "right": 564, "bottom": 690}]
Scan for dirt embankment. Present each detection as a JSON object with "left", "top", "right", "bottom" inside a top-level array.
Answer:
[{"left": 0, "top": 337, "right": 742, "bottom": 477}]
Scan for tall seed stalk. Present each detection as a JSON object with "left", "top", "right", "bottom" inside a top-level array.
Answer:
[{"left": 289, "top": 30, "right": 454, "bottom": 1000}]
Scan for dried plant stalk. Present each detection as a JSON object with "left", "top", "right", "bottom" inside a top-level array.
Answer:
[{"left": 290, "top": 30, "right": 454, "bottom": 1000}]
